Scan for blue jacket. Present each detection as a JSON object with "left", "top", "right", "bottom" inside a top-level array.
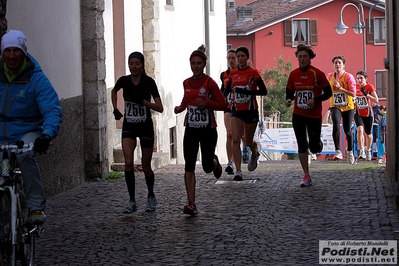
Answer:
[{"left": 0, "top": 54, "right": 62, "bottom": 144}]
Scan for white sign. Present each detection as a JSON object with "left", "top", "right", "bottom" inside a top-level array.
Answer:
[{"left": 260, "top": 125, "right": 335, "bottom": 154}]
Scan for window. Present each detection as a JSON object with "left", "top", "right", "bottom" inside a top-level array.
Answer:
[
  {"left": 366, "top": 17, "right": 386, "bottom": 45},
  {"left": 375, "top": 70, "right": 387, "bottom": 99},
  {"left": 210, "top": 0, "right": 214, "bottom": 12},
  {"left": 169, "top": 127, "right": 177, "bottom": 159},
  {"left": 166, "top": 0, "right": 173, "bottom": 6},
  {"left": 227, "top": 0, "right": 235, "bottom": 11},
  {"left": 227, "top": 44, "right": 232, "bottom": 51},
  {"left": 284, "top": 19, "right": 318, "bottom": 46},
  {"left": 374, "top": 17, "right": 386, "bottom": 44}
]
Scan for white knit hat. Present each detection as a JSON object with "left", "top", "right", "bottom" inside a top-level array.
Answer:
[{"left": 1, "top": 30, "right": 27, "bottom": 55}]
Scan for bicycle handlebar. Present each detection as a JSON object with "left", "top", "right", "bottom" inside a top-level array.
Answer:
[{"left": 0, "top": 143, "right": 34, "bottom": 154}]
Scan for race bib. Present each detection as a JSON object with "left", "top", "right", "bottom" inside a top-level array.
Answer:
[
  {"left": 296, "top": 90, "right": 314, "bottom": 109},
  {"left": 187, "top": 105, "right": 210, "bottom": 128},
  {"left": 125, "top": 101, "right": 147, "bottom": 123},
  {"left": 333, "top": 92, "right": 348, "bottom": 107},
  {"left": 355, "top": 96, "right": 369, "bottom": 109},
  {"left": 234, "top": 86, "right": 251, "bottom": 104}
]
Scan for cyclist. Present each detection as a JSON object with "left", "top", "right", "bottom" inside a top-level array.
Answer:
[{"left": 0, "top": 30, "right": 62, "bottom": 224}]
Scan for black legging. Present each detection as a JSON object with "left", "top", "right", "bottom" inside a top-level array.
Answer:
[
  {"left": 183, "top": 127, "right": 218, "bottom": 173},
  {"left": 292, "top": 113, "right": 322, "bottom": 154},
  {"left": 330, "top": 108, "right": 354, "bottom": 151}
]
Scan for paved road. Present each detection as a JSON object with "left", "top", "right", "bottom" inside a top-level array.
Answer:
[{"left": 34, "top": 160, "right": 399, "bottom": 265}]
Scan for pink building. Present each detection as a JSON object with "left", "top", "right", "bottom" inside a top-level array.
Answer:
[{"left": 226, "top": 0, "right": 387, "bottom": 115}]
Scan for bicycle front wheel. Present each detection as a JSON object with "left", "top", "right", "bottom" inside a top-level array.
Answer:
[
  {"left": 17, "top": 207, "right": 35, "bottom": 266},
  {"left": 0, "top": 189, "right": 15, "bottom": 266}
]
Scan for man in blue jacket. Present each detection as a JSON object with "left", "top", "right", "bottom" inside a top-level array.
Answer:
[{"left": 0, "top": 30, "right": 62, "bottom": 224}]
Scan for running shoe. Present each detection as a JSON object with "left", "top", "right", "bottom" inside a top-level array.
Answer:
[
  {"left": 213, "top": 155, "right": 222, "bottom": 179},
  {"left": 334, "top": 150, "right": 343, "bottom": 160},
  {"left": 347, "top": 150, "right": 355, "bottom": 164},
  {"left": 183, "top": 201, "right": 198, "bottom": 216},
  {"left": 247, "top": 151, "right": 260, "bottom": 171},
  {"left": 300, "top": 175, "right": 312, "bottom": 187},
  {"left": 145, "top": 196, "right": 157, "bottom": 212},
  {"left": 233, "top": 169, "right": 243, "bottom": 181},
  {"left": 365, "top": 149, "right": 372, "bottom": 161},
  {"left": 224, "top": 161, "right": 234, "bottom": 175},
  {"left": 242, "top": 146, "right": 250, "bottom": 164},
  {"left": 30, "top": 210, "right": 47, "bottom": 224},
  {"left": 123, "top": 201, "right": 137, "bottom": 213},
  {"left": 358, "top": 149, "right": 366, "bottom": 160}
]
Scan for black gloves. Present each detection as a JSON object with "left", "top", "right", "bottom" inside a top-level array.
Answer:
[
  {"left": 360, "top": 88, "right": 368, "bottom": 96},
  {"left": 34, "top": 134, "right": 52, "bottom": 155},
  {"left": 113, "top": 108, "right": 123, "bottom": 120}
]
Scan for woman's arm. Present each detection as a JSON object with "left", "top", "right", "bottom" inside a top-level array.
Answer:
[
  {"left": 235, "top": 77, "right": 267, "bottom": 96},
  {"left": 143, "top": 96, "right": 163, "bottom": 113}
]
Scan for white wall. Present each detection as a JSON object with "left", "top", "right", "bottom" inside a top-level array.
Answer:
[
  {"left": 6, "top": 0, "right": 82, "bottom": 100},
  {"left": 124, "top": 1, "right": 143, "bottom": 70},
  {"left": 104, "top": 0, "right": 115, "bottom": 88},
  {"left": 158, "top": 0, "right": 228, "bottom": 163}
]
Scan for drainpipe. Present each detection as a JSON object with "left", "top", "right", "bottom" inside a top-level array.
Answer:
[{"left": 204, "top": 0, "right": 210, "bottom": 75}]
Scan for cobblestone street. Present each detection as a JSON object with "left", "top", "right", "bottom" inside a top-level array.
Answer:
[{"left": 34, "top": 160, "right": 398, "bottom": 265}]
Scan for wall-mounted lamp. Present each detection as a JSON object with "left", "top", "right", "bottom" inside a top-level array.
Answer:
[{"left": 269, "top": 31, "right": 274, "bottom": 35}]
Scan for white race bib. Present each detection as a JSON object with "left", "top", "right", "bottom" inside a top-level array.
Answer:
[
  {"left": 125, "top": 101, "right": 147, "bottom": 123},
  {"left": 187, "top": 105, "right": 210, "bottom": 128},
  {"left": 234, "top": 86, "right": 251, "bottom": 104},
  {"left": 355, "top": 96, "right": 369, "bottom": 109},
  {"left": 296, "top": 90, "right": 314, "bottom": 109},
  {"left": 333, "top": 92, "right": 348, "bottom": 107}
]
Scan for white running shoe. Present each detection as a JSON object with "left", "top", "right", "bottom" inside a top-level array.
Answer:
[
  {"left": 347, "top": 150, "right": 355, "bottom": 164},
  {"left": 300, "top": 175, "right": 312, "bottom": 187},
  {"left": 334, "top": 150, "right": 343, "bottom": 160},
  {"left": 358, "top": 149, "right": 366, "bottom": 160},
  {"left": 365, "top": 149, "right": 372, "bottom": 161}
]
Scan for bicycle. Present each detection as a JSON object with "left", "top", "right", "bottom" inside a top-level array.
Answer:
[{"left": 0, "top": 141, "right": 43, "bottom": 266}]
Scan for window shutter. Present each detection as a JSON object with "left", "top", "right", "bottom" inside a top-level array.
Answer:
[
  {"left": 366, "top": 18, "right": 374, "bottom": 44},
  {"left": 310, "top": 20, "right": 318, "bottom": 46},
  {"left": 284, "top": 20, "right": 292, "bottom": 46}
]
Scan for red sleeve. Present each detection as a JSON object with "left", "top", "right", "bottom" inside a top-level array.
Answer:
[
  {"left": 206, "top": 78, "right": 228, "bottom": 111},
  {"left": 177, "top": 81, "right": 188, "bottom": 110}
]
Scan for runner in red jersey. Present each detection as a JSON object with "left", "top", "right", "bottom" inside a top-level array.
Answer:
[
  {"left": 354, "top": 70, "right": 379, "bottom": 161},
  {"left": 223, "top": 46, "right": 267, "bottom": 181},
  {"left": 174, "top": 45, "right": 228, "bottom": 216},
  {"left": 286, "top": 44, "right": 332, "bottom": 187},
  {"left": 220, "top": 49, "right": 238, "bottom": 174}
]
